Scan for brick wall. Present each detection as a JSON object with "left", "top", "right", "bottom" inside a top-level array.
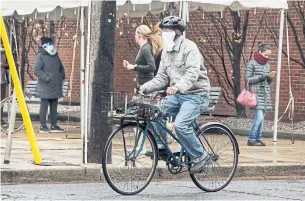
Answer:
[{"left": 22, "top": 5, "right": 305, "bottom": 121}]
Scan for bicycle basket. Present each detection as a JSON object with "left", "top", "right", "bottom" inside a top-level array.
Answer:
[
  {"left": 101, "top": 92, "right": 164, "bottom": 120},
  {"left": 126, "top": 102, "right": 164, "bottom": 121}
]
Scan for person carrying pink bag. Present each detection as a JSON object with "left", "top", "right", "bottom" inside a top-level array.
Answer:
[{"left": 244, "top": 42, "right": 276, "bottom": 146}]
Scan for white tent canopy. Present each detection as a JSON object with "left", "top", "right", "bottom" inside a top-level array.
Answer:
[
  {"left": 0, "top": 0, "right": 289, "bottom": 163},
  {"left": 1, "top": 0, "right": 288, "bottom": 19}
]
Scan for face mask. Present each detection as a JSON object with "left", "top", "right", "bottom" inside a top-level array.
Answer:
[
  {"left": 162, "top": 32, "right": 176, "bottom": 52},
  {"left": 43, "top": 42, "right": 57, "bottom": 56}
]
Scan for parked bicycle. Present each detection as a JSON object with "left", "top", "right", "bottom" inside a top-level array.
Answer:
[
  {"left": 0, "top": 89, "right": 34, "bottom": 134},
  {"left": 101, "top": 91, "right": 239, "bottom": 195},
  {"left": 0, "top": 92, "right": 24, "bottom": 134}
]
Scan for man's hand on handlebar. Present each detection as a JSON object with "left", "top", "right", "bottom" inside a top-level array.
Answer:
[
  {"left": 135, "top": 84, "right": 145, "bottom": 95},
  {"left": 167, "top": 87, "right": 179, "bottom": 95},
  {"left": 135, "top": 85, "right": 180, "bottom": 96}
]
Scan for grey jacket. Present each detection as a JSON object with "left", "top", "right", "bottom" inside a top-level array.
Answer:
[
  {"left": 141, "top": 36, "right": 210, "bottom": 94},
  {"left": 34, "top": 48, "right": 65, "bottom": 99},
  {"left": 244, "top": 60, "right": 273, "bottom": 111}
]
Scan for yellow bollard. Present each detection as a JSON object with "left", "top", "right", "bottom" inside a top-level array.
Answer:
[{"left": 0, "top": 14, "right": 42, "bottom": 164}]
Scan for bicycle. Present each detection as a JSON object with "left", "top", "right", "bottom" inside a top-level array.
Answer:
[
  {"left": 101, "top": 91, "right": 239, "bottom": 195},
  {"left": 0, "top": 95, "right": 24, "bottom": 134},
  {"left": 0, "top": 89, "right": 34, "bottom": 134}
]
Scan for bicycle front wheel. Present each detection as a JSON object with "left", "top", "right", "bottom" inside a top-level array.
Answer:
[
  {"left": 102, "top": 122, "right": 158, "bottom": 195},
  {"left": 190, "top": 122, "right": 239, "bottom": 192},
  {"left": 0, "top": 96, "right": 24, "bottom": 134}
]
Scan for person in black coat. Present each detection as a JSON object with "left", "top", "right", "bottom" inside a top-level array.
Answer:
[{"left": 34, "top": 37, "right": 65, "bottom": 133}]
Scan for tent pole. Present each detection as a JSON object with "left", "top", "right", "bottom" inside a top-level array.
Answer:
[
  {"left": 80, "top": 6, "right": 85, "bottom": 140},
  {"left": 84, "top": 0, "right": 92, "bottom": 164},
  {"left": 273, "top": 9, "right": 285, "bottom": 145}
]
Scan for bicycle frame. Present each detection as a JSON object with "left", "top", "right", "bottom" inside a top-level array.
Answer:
[
  {"left": 148, "top": 121, "right": 187, "bottom": 166},
  {"left": 126, "top": 118, "right": 223, "bottom": 167},
  {"left": 127, "top": 119, "right": 190, "bottom": 167},
  {"left": 121, "top": 92, "right": 217, "bottom": 166}
]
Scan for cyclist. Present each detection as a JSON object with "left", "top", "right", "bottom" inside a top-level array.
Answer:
[{"left": 139, "top": 16, "right": 211, "bottom": 174}]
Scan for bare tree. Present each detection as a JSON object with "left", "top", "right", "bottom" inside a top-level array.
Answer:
[{"left": 188, "top": 9, "right": 267, "bottom": 118}]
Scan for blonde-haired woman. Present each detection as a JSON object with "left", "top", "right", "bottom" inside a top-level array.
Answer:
[
  {"left": 150, "top": 22, "right": 163, "bottom": 75},
  {"left": 123, "top": 24, "right": 163, "bottom": 85}
]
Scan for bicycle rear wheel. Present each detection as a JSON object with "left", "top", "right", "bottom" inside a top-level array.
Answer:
[
  {"left": 190, "top": 123, "right": 239, "bottom": 192},
  {"left": 0, "top": 96, "right": 24, "bottom": 134},
  {"left": 102, "top": 122, "right": 158, "bottom": 195}
]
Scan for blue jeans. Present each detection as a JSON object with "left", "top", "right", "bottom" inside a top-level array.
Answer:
[
  {"left": 152, "top": 94, "right": 210, "bottom": 160},
  {"left": 249, "top": 109, "right": 265, "bottom": 141}
]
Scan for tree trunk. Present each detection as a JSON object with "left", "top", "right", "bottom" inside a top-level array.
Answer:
[
  {"left": 87, "top": 1, "right": 116, "bottom": 163},
  {"left": 232, "top": 54, "right": 246, "bottom": 118},
  {"left": 231, "top": 11, "right": 248, "bottom": 118},
  {"left": 49, "top": 20, "right": 55, "bottom": 41}
]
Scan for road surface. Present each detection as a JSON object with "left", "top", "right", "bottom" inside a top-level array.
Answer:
[{"left": 1, "top": 179, "right": 305, "bottom": 200}]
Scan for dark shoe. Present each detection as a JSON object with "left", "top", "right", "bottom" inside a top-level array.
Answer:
[
  {"left": 49, "top": 125, "right": 65, "bottom": 133},
  {"left": 189, "top": 153, "right": 212, "bottom": 174},
  {"left": 247, "top": 140, "right": 261, "bottom": 146},
  {"left": 39, "top": 125, "right": 49, "bottom": 133},
  {"left": 257, "top": 140, "right": 266, "bottom": 146}
]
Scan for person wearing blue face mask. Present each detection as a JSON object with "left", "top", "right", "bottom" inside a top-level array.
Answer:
[
  {"left": 139, "top": 16, "right": 211, "bottom": 174},
  {"left": 34, "top": 37, "right": 65, "bottom": 133}
]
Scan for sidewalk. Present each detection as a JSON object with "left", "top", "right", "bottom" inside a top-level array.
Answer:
[{"left": 1, "top": 122, "right": 305, "bottom": 184}]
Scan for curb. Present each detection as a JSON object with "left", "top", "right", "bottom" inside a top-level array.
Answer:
[
  {"left": 1, "top": 166, "right": 102, "bottom": 183},
  {"left": 2, "top": 165, "right": 305, "bottom": 184},
  {"left": 230, "top": 128, "right": 305, "bottom": 141}
]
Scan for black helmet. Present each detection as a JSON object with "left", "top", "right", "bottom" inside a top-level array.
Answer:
[{"left": 159, "top": 16, "right": 186, "bottom": 32}]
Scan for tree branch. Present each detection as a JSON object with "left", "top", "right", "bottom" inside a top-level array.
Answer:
[
  {"left": 193, "top": 19, "right": 234, "bottom": 91},
  {"left": 248, "top": 10, "right": 267, "bottom": 61},
  {"left": 264, "top": 17, "right": 305, "bottom": 68},
  {"left": 291, "top": 1, "right": 305, "bottom": 41},
  {"left": 240, "top": 11, "right": 249, "bottom": 67},
  {"left": 287, "top": 12, "right": 305, "bottom": 67}
]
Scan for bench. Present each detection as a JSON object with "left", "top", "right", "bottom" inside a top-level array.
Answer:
[
  {"left": 202, "top": 87, "right": 222, "bottom": 116},
  {"left": 24, "top": 80, "right": 69, "bottom": 103},
  {"left": 24, "top": 80, "right": 69, "bottom": 121}
]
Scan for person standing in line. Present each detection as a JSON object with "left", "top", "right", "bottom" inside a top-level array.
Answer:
[
  {"left": 245, "top": 42, "right": 275, "bottom": 146},
  {"left": 123, "top": 24, "right": 163, "bottom": 85},
  {"left": 34, "top": 37, "right": 65, "bottom": 133},
  {"left": 150, "top": 22, "right": 163, "bottom": 76}
]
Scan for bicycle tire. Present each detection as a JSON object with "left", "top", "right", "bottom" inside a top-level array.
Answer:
[
  {"left": 190, "top": 122, "right": 239, "bottom": 192},
  {"left": 102, "top": 122, "right": 158, "bottom": 195},
  {"left": 0, "top": 96, "right": 24, "bottom": 134}
]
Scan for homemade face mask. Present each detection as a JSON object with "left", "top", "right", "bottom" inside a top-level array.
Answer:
[
  {"left": 43, "top": 42, "right": 57, "bottom": 56},
  {"left": 162, "top": 32, "right": 176, "bottom": 52}
]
